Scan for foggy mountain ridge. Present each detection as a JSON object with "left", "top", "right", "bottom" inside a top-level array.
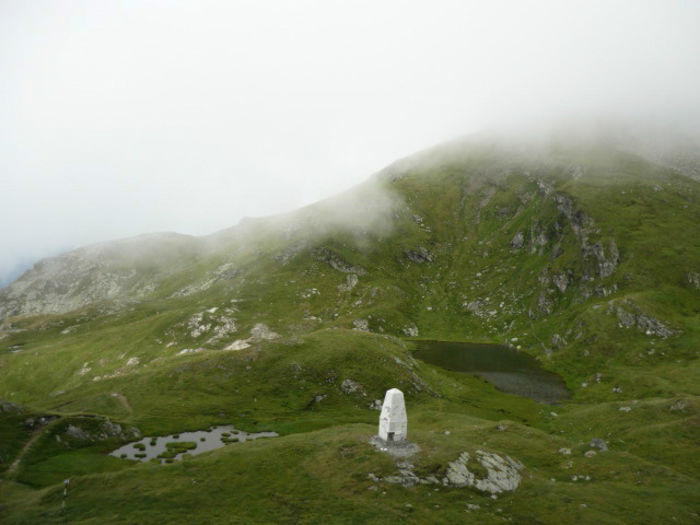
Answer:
[{"left": 1, "top": 133, "right": 698, "bottom": 323}]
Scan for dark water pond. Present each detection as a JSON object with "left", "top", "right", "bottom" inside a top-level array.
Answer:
[
  {"left": 413, "top": 340, "right": 570, "bottom": 404},
  {"left": 110, "top": 425, "right": 278, "bottom": 464}
]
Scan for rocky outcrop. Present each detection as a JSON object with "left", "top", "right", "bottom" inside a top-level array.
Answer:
[
  {"left": 62, "top": 418, "right": 140, "bottom": 443},
  {"left": 314, "top": 248, "right": 367, "bottom": 275},
  {"left": 338, "top": 274, "right": 359, "bottom": 292},
  {"left": 588, "top": 239, "right": 620, "bottom": 278},
  {"left": 443, "top": 450, "right": 524, "bottom": 494},
  {"left": 404, "top": 247, "right": 434, "bottom": 264},
  {"left": 612, "top": 301, "right": 676, "bottom": 337},
  {"left": 371, "top": 449, "right": 524, "bottom": 494}
]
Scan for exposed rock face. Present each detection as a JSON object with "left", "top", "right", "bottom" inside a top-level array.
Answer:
[
  {"left": 0, "top": 233, "right": 200, "bottom": 321},
  {"left": 552, "top": 271, "right": 573, "bottom": 293},
  {"left": 589, "top": 240, "right": 620, "bottom": 278},
  {"left": 443, "top": 450, "right": 524, "bottom": 494}
]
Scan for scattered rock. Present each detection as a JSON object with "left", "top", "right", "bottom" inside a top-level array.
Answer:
[
  {"left": 401, "top": 324, "right": 419, "bottom": 337},
  {"left": 551, "top": 333, "right": 566, "bottom": 349},
  {"left": 66, "top": 425, "right": 91, "bottom": 441},
  {"left": 584, "top": 450, "right": 597, "bottom": 458},
  {"left": 340, "top": 379, "right": 365, "bottom": 395},
  {"left": 249, "top": 323, "right": 279, "bottom": 341},
  {"left": 300, "top": 288, "right": 320, "bottom": 299},
  {"left": 669, "top": 399, "right": 689, "bottom": 412},
  {"left": 177, "top": 348, "right": 204, "bottom": 356},
  {"left": 369, "top": 435, "right": 420, "bottom": 458},
  {"left": 305, "top": 394, "right": 327, "bottom": 409},
  {"left": 352, "top": 319, "right": 369, "bottom": 332},
  {"left": 558, "top": 448, "right": 571, "bottom": 456},
  {"left": 224, "top": 340, "right": 251, "bottom": 351},
  {"left": 510, "top": 232, "right": 525, "bottom": 250},
  {"left": 368, "top": 399, "right": 382, "bottom": 410},
  {"left": 619, "top": 406, "right": 631, "bottom": 413},
  {"left": 206, "top": 317, "right": 238, "bottom": 344},
  {"left": 589, "top": 438, "right": 607, "bottom": 451}
]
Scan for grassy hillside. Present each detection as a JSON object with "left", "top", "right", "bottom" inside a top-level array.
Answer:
[{"left": 0, "top": 141, "right": 698, "bottom": 523}]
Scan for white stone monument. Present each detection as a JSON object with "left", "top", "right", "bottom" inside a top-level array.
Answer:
[{"left": 378, "top": 388, "right": 407, "bottom": 442}]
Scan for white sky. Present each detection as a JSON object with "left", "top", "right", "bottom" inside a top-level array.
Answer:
[{"left": 1, "top": 0, "right": 699, "bottom": 284}]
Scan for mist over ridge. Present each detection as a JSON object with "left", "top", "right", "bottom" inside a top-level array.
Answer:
[{"left": 2, "top": 1, "right": 699, "bottom": 284}]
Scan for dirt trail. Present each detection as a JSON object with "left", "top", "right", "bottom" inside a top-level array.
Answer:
[
  {"left": 5, "top": 417, "right": 61, "bottom": 477},
  {"left": 111, "top": 392, "right": 133, "bottom": 413}
]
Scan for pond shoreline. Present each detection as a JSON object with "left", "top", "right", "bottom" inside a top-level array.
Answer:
[
  {"left": 110, "top": 425, "right": 279, "bottom": 463},
  {"left": 412, "top": 339, "right": 570, "bottom": 404}
]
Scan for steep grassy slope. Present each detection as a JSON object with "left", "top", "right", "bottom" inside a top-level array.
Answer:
[{"left": 0, "top": 141, "right": 698, "bottom": 523}]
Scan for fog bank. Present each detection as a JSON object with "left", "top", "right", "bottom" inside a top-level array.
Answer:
[{"left": 2, "top": 1, "right": 699, "bottom": 284}]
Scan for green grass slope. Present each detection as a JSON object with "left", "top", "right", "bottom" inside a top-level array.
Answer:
[{"left": 0, "top": 141, "right": 698, "bottom": 523}]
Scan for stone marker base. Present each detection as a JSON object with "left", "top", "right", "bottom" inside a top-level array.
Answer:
[{"left": 369, "top": 435, "right": 420, "bottom": 458}]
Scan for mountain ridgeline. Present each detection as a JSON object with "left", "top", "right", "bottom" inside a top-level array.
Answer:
[
  {"left": 1, "top": 139, "right": 698, "bottom": 524},
  {"left": 2, "top": 141, "right": 697, "bottom": 359}
]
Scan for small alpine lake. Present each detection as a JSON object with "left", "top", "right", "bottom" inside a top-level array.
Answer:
[
  {"left": 110, "top": 425, "right": 278, "bottom": 463},
  {"left": 412, "top": 340, "right": 570, "bottom": 404}
]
